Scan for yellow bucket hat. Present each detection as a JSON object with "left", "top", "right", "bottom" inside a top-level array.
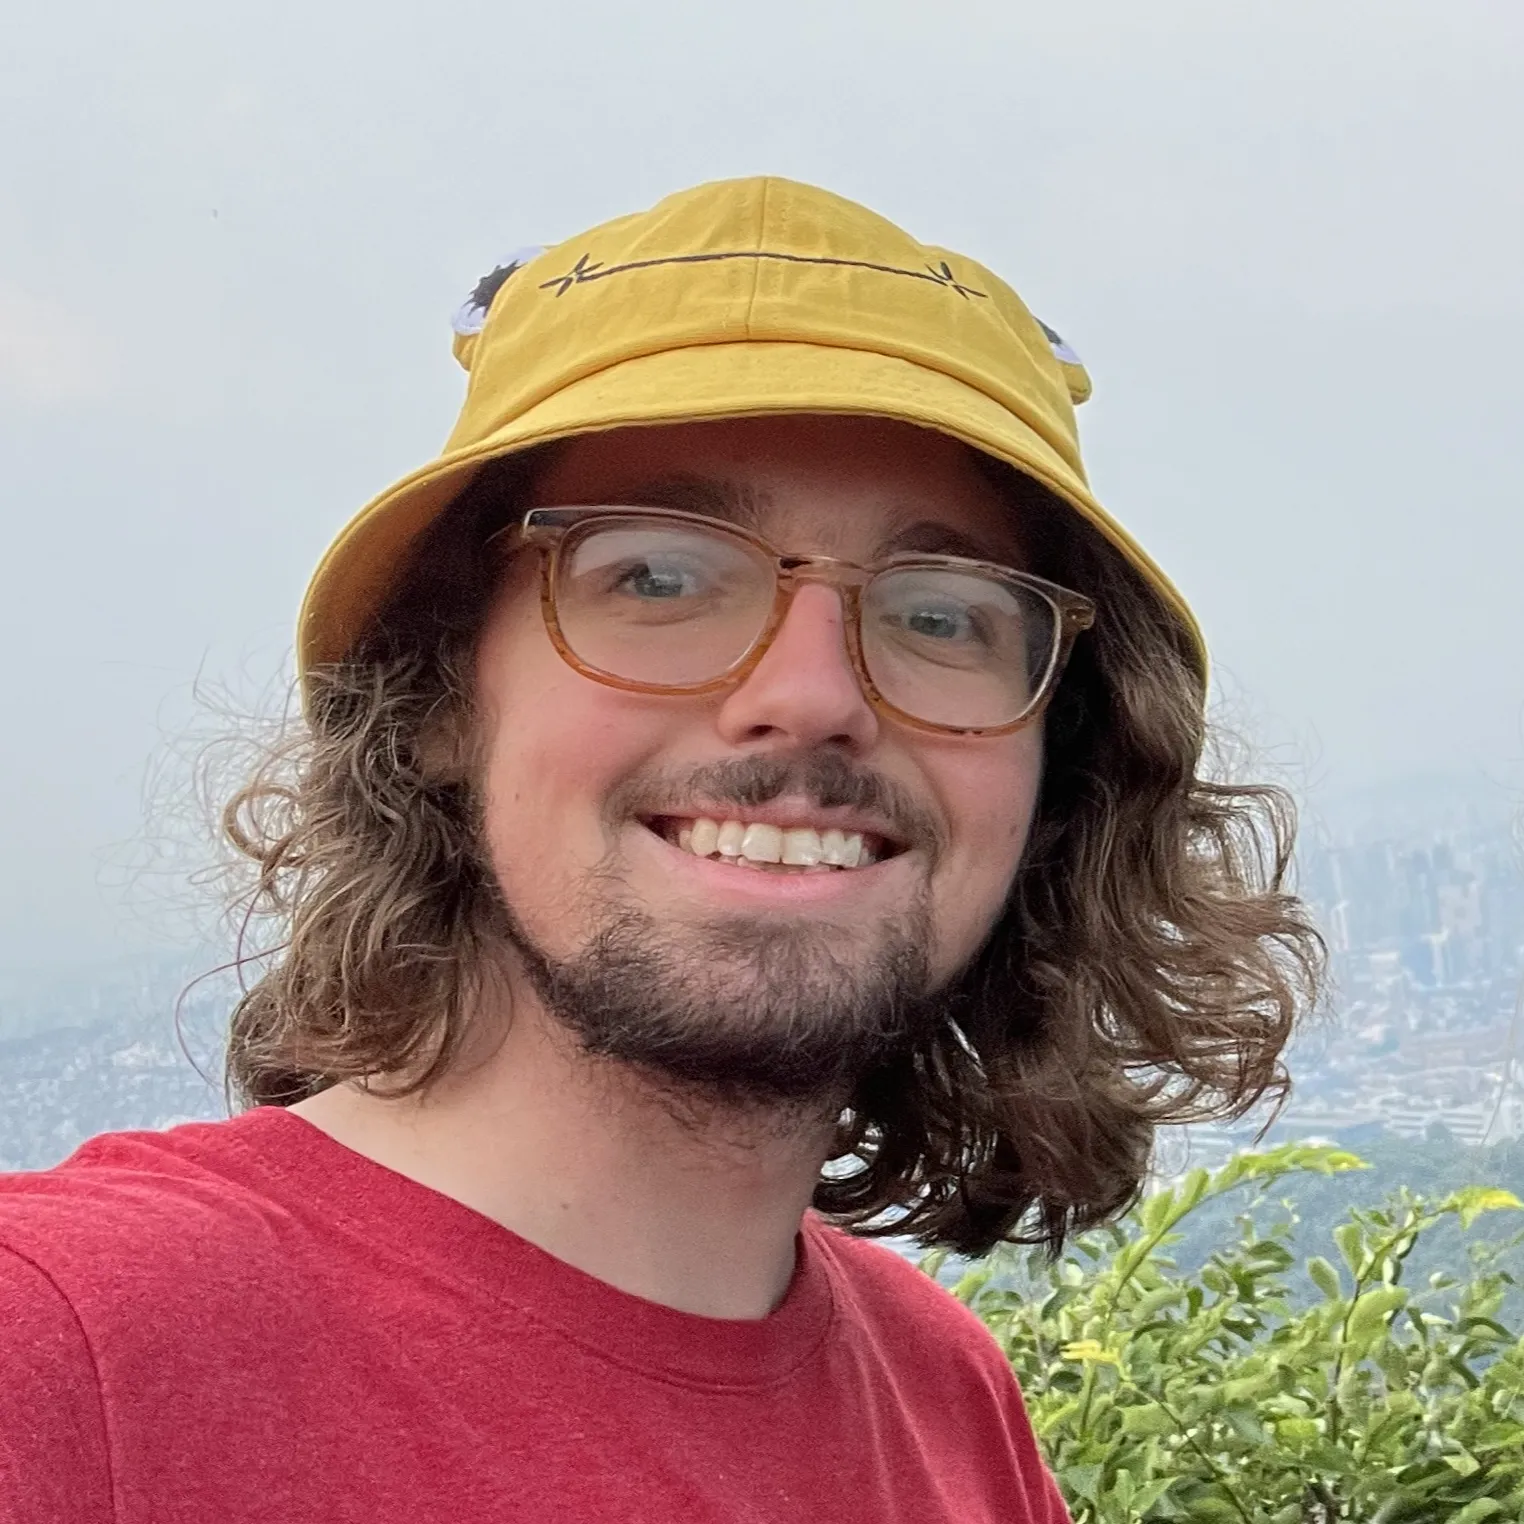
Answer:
[{"left": 298, "top": 176, "right": 1203, "bottom": 676}]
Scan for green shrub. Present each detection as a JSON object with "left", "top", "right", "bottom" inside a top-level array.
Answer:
[
  {"left": 928, "top": 1145, "right": 1524, "bottom": 1522},
  {"left": 1164, "top": 1135, "right": 1524, "bottom": 1327}
]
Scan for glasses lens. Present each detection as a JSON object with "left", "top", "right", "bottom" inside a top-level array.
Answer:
[
  {"left": 861, "top": 566, "right": 1059, "bottom": 729},
  {"left": 552, "top": 519, "right": 776, "bottom": 686}
]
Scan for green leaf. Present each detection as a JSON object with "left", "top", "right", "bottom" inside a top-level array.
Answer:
[
  {"left": 1119, "top": 1403, "right": 1176, "bottom": 1438},
  {"left": 1457, "top": 1315, "right": 1514, "bottom": 1346},
  {"left": 1138, "top": 1186, "right": 1177, "bottom": 1237},
  {"left": 1218, "top": 1375, "right": 1273, "bottom": 1406},
  {"left": 1244, "top": 1239, "right": 1294, "bottom": 1273},
  {"left": 918, "top": 1246, "right": 950, "bottom": 1281},
  {"left": 1226, "top": 1144, "right": 1368, "bottom": 1186},
  {"left": 952, "top": 1264, "right": 992, "bottom": 1302},
  {"left": 1447, "top": 1502, "right": 1505, "bottom": 1524},
  {"left": 1307, "top": 1255, "right": 1343, "bottom": 1301},
  {"left": 1041, "top": 1286, "right": 1079, "bottom": 1320},
  {"left": 1274, "top": 1417, "right": 1321, "bottom": 1444},
  {"left": 1035, "top": 1397, "right": 1080, "bottom": 1437},
  {"left": 1444, "top": 1353, "right": 1482, "bottom": 1389},
  {"left": 1178, "top": 1168, "right": 1210, "bottom": 1215},
  {"left": 1131, "top": 1477, "right": 1177, "bottom": 1516},
  {"left": 1347, "top": 1286, "right": 1407, "bottom": 1346},
  {"left": 1302, "top": 1146, "right": 1369, "bottom": 1176},
  {"left": 1471, "top": 1421, "right": 1524, "bottom": 1451},
  {"left": 1062, "top": 1462, "right": 1103, "bottom": 1503},
  {"left": 1334, "top": 1221, "right": 1365, "bottom": 1276},
  {"left": 1133, "top": 1284, "right": 1185, "bottom": 1321},
  {"left": 1222, "top": 1405, "right": 1269, "bottom": 1445},
  {"left": 1109, "top": 1467, "right": 1136, "bottom": 1513},
  {"left": 1184, "top": 1498, "right": 1250, "bottom": 1522}
]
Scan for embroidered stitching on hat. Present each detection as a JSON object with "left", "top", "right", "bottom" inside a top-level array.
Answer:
[{"left": 537, "top": 250, "right": 988, "bottom": 301}]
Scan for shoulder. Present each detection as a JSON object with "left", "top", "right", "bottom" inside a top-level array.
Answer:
[
  {"left": 0, "top": 1110, "right": 281, "bottom": 1233},
  {"left": 0, "top": 1242, "right": 115, "bottom": 1519},
  {"left": 807, "top": 1220, "right": 1071, "bottom": 1520},
  {"left": 0, "top": 1116, "right": 308, "bottom": 1522},
  {"left": 806, "top": 1217, "right": 1011, "bottom": 1375},
  {"left": 0, "top": 1111, "right": 308, "bottom": 1336},
  {"left": 807, "top": 1217, "right": 981, "bottom": 1325},
  {"left": 0, "top": 1237, "right": 97, "bottom": 1379}
]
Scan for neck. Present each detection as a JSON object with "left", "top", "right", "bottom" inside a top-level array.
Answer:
[{"left": 290, "top": 995, "right": 839, "bottom": 1320}]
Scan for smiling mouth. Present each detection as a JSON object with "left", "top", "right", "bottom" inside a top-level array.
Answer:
[{"left": 642, "top": 815, "right": 903, "bottom": 874}]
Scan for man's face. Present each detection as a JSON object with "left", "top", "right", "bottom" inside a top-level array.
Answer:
[{"left": 474, "top": 415, "right": 1046, "bottom": 1103}]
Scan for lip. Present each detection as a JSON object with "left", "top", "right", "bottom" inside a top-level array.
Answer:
[{"left": 627, "top": 818, "right": 913, "bottom": 906}]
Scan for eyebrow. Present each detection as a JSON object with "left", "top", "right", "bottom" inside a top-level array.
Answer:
[
  {"left": 878, "top": 519, "right": 1012, "bottom": 565},
  {"left": 610, "top": 475, "right": 1018, "bottom": 567},
  {"left": 614, "top": 475, "right": 767, "bottom": 528}
]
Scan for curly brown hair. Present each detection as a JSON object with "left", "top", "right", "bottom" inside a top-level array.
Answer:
[{"left": 219, "top": 445, "right": 1324, "bottom": 1257}]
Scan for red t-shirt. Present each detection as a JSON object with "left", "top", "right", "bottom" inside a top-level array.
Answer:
[{"left": 0, "top": 1109, "right": 1069, "bottom": 1523}]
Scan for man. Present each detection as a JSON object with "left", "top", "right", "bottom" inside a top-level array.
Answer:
[{"left": 0, "top": 178, "right": 1321, "bottom": 1522}]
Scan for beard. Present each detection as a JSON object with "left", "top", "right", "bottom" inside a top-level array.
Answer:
[{"left": 503, "top": 894, "right": 941, "bottom": 1114}]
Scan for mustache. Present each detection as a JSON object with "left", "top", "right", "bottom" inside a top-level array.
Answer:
[{"left": 610, "top": 751, "right": 945, "bottom": 855}]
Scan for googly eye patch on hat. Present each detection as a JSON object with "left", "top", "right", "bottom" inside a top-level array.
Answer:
[
  {"left": 450, "top": 247, "right": 548, "bottom": 337},
  {"left": 1036, "top": 318, "right": 1092, "bottom": 405}
]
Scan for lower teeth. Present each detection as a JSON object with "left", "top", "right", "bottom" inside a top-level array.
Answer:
[{"left": 731, "top": 857, "right": 836, "bottom": 873}]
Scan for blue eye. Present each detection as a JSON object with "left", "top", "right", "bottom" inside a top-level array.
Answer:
[
  {"left": 899, "top": 603, "right": 982, "bottom": 643},
  {"left": 615, "top": 560, "right": 700, "bottom": 599},
  {"left": 906, "top": 607, "right": 968, "bottom": 640}
]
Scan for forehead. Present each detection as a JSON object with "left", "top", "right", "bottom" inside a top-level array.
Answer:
[{"left": 525, "top": 414, "right": 1029, "bottom": 565}]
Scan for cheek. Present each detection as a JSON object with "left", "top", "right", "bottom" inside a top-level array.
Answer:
[
  {"left": 928, "top": 731, "right": 1044, "bottom": 970},
  {"left": 474, "top": 597, "right": 660, "bottom": 939}
]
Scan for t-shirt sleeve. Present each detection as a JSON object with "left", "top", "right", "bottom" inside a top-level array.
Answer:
[{"left": 0, "top": 1244, "right": 114, "bottom": 1524}]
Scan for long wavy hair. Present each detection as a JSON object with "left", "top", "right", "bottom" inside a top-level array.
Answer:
[{"left": 219, "top": 445, "right": 1324, "bottom": 1256}]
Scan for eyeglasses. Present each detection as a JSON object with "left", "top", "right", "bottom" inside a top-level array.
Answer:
[{"left": 500, "top": 506, "right": 1096, "bottom": 736}]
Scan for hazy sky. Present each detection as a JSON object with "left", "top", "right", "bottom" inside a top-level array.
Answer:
[{"left": 2, "top": 0, "right": 1521, "bottom": 970}]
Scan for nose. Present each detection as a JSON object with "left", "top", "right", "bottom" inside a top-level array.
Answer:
[{"left": 713, "top": 582, "right": 880, "bottom": 753}]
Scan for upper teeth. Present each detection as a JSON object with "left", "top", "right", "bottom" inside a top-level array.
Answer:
[{"left": 675, "top": 817, "right": 870, "bottom": 868}]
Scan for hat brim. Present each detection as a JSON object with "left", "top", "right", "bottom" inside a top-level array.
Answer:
[{"left": 298, "top": 340, "right": 1204, "bottom": 676}]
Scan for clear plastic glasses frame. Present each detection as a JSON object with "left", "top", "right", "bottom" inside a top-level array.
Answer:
[{"left": 499, "top": 505, "right": 1097, "bottom": 736}]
